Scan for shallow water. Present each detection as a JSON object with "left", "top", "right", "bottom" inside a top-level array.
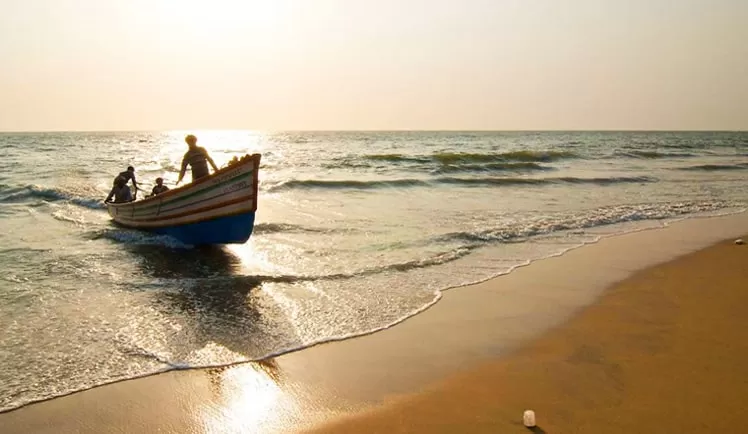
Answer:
[{"left": 1, "top": 130, "right": 747, "bottom": 411}]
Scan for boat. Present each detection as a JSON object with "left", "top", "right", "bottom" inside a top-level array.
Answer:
[{"left": 106, "top": 153, "right": 261, "bottom": 245}]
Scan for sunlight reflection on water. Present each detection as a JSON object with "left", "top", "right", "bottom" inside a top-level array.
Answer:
[{"left": 200, "top": 362, "right": 289, "bottom": 433}]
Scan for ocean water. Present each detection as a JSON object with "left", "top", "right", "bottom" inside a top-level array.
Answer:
[{"left": 1, "top": 130, "right": 747, "bottom": 411}]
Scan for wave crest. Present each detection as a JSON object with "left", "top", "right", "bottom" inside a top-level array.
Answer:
[
  {"left": 89, "top": 229, "right": 192, "bottom": 248},
  {"left": 436, "top": 201, "right": 736, "bottom": 244},
  {"left": 676, "top": 163, "right": 748, "bottom": 171},
  {"left": 265, "top": 175, "right": 655, "bottom": 192},
  {"left": 265, "top": 178, "right": 429, "bottom": 191},
  {"left": 0, "top": 184, "right": 105, "bottom": 209},
  {"left": 433, "top": 162, "right": 549, "bottom": 174},
  {"left": 360, "top": 150, "right": 578, "bottom": 165},
  {"left": 618, "top": 150, "right": 695, "bottom": 159},
  {"left": 253, "top": 222, "right": 342, "bottom": 234}
]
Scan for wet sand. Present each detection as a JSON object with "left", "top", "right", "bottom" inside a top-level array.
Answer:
[
  {"left": 2, "top": 213, "right": 748, "bottom": 433},
  {"left": 311, "top": 234, "right": 748, "bottom": 433}
]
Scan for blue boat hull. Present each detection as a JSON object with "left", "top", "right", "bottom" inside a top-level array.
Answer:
[{"left": 149, "top": 211, "right": 256, "bottom": 245}]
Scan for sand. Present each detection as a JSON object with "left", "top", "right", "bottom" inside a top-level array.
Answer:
[
  {"left": 310, "top": 235, "right": 748, "bottom": 433},
  {"left": 2, "top": 212, "right": 748, "bottom": 433}
]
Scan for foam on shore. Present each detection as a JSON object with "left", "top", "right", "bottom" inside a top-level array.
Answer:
[{"left": 2, "top": 212, "right": 748, "bottom": 433}]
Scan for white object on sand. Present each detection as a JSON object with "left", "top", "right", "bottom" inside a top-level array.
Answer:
[
  {"left": 736, "top": 239, "right": 745, "bottom": 245},
  {"left": 523, "top": 409, "right": 536, "bottom": 427}
]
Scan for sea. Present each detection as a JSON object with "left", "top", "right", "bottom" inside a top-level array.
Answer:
[{"left": 1, "top": 130, "right": 747, "bottom": 412}]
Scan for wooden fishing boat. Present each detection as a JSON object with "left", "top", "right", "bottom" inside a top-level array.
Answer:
[{"left": 106, "top": 153, "right": 261, "bottom": 245}]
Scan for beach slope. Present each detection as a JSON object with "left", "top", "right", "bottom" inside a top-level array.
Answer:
[{"left": 311, "top": 235, "right": 748, "bottom": 433}]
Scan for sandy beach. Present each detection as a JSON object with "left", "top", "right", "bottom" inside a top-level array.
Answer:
[
  {"left": 312, "top": 228, "right": 748, "bottom": 433},
  {"left": 2, "top": 212, "right": 748, "bottom": 433}
]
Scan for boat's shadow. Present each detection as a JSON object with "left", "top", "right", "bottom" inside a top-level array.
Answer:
[
  {"left": 126, "top": 244, "right": 269, "bottom": 360},
  {"left": 132, "top": 244, "right": 245, "bottom": 279}
]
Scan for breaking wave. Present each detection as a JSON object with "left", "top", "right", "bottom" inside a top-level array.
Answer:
[
  {"left": 435, "top": 201, "right": 738, "bottom": 244},
  {"left": 617, "top": 150, "right": 695, "bottom": 159},
  {"left": 265, "top": 176, "right": 655, "bottom": 192},
  {"left": 0, "top": 184, "right": 105, "bottom": 210},
  {"left": 265, "top": 178, "right": 430, "bottom": 191},
  {"left": 252, "top": 222, "right": 343, "bottom": 234},
  {"left": 676, "top": 163, "right": 748, "bottom": 171},
  {"left": 89, "top": 229, "right": 193, "bottom": 249},
  {"left": 433, "top": 162, "right": 550, "bottom": 174},
  {"left": 434, "top": 150, "right": 578, "bottom": 164},
  {"left": 361, "top": 150, "right": 578, "bottom": 165}
]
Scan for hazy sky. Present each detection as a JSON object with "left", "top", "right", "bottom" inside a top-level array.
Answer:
[{"left": 1, "top": 0, "right": 746, "bottom": 131}]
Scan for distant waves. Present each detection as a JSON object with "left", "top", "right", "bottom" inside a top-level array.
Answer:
[{"left": 264, "top": 175, "right": 656, "bottom": 192}]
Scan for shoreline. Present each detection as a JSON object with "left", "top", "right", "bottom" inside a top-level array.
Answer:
[
  {"left": 2, "top": 211, "right": 748, "bottom": 433},
  {"left": 310, "top": 230, "right": 748, "bottom": 433}
]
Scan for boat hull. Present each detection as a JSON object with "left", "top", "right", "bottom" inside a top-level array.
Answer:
[
  {"left": 148, "top": 211, "right": 256, "bottom": 245},
  {"left": 106, "top": 153, "right": 260, "bottom": 245}
]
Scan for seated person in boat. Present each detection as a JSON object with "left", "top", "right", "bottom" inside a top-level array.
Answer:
[
  {"left": 115, "top": 166, "right": 139, "bottom": 194},
  {"left": 104, "top": 176, "right": 133, "bottom": 203},
  {"left": 176, "top": 134, "right": 219, "bottom": 185},
  {"left": 149, "top": 177, "right": 169, "bottom": 196}
]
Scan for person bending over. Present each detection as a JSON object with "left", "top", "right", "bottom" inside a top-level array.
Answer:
[
  {"left": 115, "top": 166, "right": 139, "bottom": 194},
  {"left": 104, "top": 176, "right": 133, "bottom": 203}
]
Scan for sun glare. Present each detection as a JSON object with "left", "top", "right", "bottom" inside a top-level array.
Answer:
[
  {"left": 200, "top": 363, "right": 292, "bottom": 433},
  {"left": 162, "top": 130, "right": 266, "bottom": 166}
]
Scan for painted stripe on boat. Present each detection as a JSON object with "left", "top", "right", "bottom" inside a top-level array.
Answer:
[
  {"left": 108, "top": 187, "right": 254, "bottom": 223},
  {"left": 136, "top": 194, "right": 252, "bottom": 222},
  {"left": 130, "top": 183, "right": 253, "bottom": 218},
  {"left": 130, "top": 168, "right": 252, "bottom": 214},
  {"left": 113, "top": 202, "right": 254, "bottom": 228}
]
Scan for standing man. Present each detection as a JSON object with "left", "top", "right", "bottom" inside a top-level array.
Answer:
[{"left": 176, "top": 134, "right": 219, "bottom": 185}]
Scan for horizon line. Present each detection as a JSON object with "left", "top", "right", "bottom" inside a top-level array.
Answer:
[{"left": 1, "top": 128, "right": 747, "bottom": 134}]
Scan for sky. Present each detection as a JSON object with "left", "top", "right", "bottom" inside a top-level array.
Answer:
[{"left": 0, "top": 0, "right": 746, "bottom": 131}]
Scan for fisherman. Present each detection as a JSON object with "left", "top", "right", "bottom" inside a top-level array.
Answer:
[
  {"left": 104, "top": 176, "right": 133, "bottom": 203},
  {"left": 176, "top": 134, "right": 219, "bottom": 185},
  {"left": 114, "top": 166, "right": 140, "bottom": 195},
  {"left": 149, "top": 177, "right": 169, "bottom": 196}
]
